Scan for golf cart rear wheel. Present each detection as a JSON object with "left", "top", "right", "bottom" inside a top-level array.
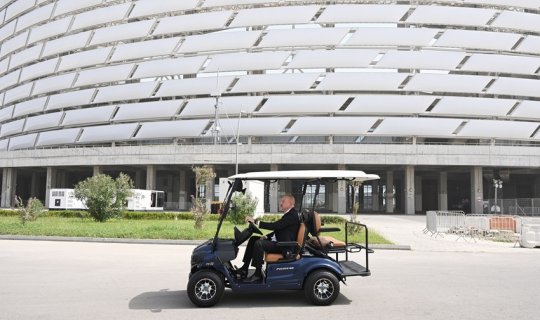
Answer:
[
  {"left": 304, "top": 270, "right": 340, "bottom": 306},
  {"left": 187, "top": 270, "right": 225, "bottom": 307}
]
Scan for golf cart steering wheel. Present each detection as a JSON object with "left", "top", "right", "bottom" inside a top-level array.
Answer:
[{"left": 248, "top": 221, "right": 263, "bottom": 235}]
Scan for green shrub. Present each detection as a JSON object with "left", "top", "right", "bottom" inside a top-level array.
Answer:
[
  {"left": 229, "top": 192, "right": 258, "bottom": 225},
  {"left": 16, "top": 197, "right": 45, "bottom": 225}
]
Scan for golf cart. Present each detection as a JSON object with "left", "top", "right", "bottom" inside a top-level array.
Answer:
[{"left": 187, "top": 170, "right": 379, "bottom": 307}]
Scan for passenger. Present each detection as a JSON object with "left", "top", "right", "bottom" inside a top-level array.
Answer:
[{"left": 239, "top": 194, "right": 300, "bottom": 282}]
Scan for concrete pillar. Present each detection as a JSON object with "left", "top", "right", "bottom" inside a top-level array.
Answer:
[
  {"left": 205, "top": 165, "right": 215, "bottom": 212},
  {"left": 30, "top": 172, "right": 38, "bottom": 198},
  {"left": 45, "top": 167, "right": 57, "bottom": 208},
  {"left": 405, "top": 165, "right": 415, "bottom": 215},
  {"left": 1, "top": 168, "right": 16, "bottom": 207},
  {"left": 386, "top": 171, "right": 394, "bottom": 213},
  {"left": 471, "top": 166, "right": 483, "bottom": 214},
  {"left": 415, "top": 175, "right": 422, "bottom": 212},
  {"left": 269, "top": 164, "right": 279, "bottom": 213},
  {"left": 438, "top": 171, "right": 448, "bottom": 210},
  {"left": 146, "top": 165, "right": 156, "bottom": 190},
  {"left": 372, "top": 180, "right": 380, "bottom": 211},
  {"left": 337, "top": 164, "right": 347, "bottom": 214},
  {"left": 178, "top": 169, "right": 187, "bottom": 211},
  {"left": 93, "top": 166, "right": 102, "bottom": 176}
]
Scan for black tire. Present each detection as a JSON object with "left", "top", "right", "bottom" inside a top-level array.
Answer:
[
  {"left": 304, "top": 270, "right": 340, "bottom": 306},
  {"left": 187, "top": 270, "right": 225, "bottom": 307}
]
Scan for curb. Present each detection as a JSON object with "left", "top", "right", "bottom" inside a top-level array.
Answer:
[{"left": 0, "top": 235, "right": 411, "bottom": 250}]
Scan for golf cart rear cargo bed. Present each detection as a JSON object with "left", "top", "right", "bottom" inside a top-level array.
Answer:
[{"left": 339, "top": 260, "right": 370, "bottom": 277}]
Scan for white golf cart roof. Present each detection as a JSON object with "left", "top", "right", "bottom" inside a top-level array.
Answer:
[{"left": 229, "top": 170, "right": 379, "bottom": 182}]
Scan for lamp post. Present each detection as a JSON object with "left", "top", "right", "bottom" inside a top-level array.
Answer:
[
  {"left": 235, "top": 110, "right": 246, "bottom": 175},
  {"left": 493, "top": 179, "right": 503, "bottom": 214}
]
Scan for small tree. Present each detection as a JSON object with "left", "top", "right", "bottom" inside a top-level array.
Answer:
[
  {"left": 191, "top": 166, "right": 216, "bottom": 229},
  {"left": 229, "top": 191, "right": 258, "bottom": 225},
  {"left": 15, "top": 196, "right": 45, "bottom": 225},
  {"left": 74, "top": 173, "right": 133, "bottom": 222}
]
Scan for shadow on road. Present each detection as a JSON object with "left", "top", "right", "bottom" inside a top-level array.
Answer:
[{"left": 129, "top": 289, "right": 351, "bottom": 311}]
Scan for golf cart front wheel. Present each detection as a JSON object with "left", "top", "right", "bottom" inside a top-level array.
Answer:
[
  {"left": 304, "top": 270, "right": 340, "bottom": 306},
  {"left": 187, "top": 270, "right": 225, "bottom": 307}
]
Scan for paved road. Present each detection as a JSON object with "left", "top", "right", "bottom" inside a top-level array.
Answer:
[{"left": 1, "top": 240, "right": 539, "bottom": 320}]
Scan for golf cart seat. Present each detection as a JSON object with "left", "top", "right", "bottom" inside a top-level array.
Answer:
[
  {"left": 265, "top": 222, "right": 306, "bottom": 263},
  {"left": 306, "top": 211, "right": 346, "bottom": 250}
]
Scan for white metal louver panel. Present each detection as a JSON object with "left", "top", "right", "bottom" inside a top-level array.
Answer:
[
  {"left": 110, "top": 38, "right": 180, "bottom": 62},
  {"left": 487, "top": 78, "right": 540, "bottom": 98},
  {"left": 343, "top": 95, "right": 437, "bottom": 114},
  {"left": 202, "top": 0, "right": 281, "bottom": 7},
  {"left": 206, "top": 118, "right": 291, "bottom": 136},
  {"left": 406, "top": 6, "right": 496, "bottom": 27},
  {"left": 4, "top": 0, "right": 34, "bottom": 21},
  {"left": 133, "top": 56, "right": 207, "bottom": 79},
  {"left": 135, "top": 119, "right": 209, "bottom": 139},
  {"left": 4, "top": 82, "right": 32, "bottom": 104},
  {"left": 9, "top": 43, "right": 43, "bottom": 68},
  {"left": 178, "top": 31, "right": 262, "bottom": 54},
  {"left": 516, "top": 35, "right": 540, "bottom": 54},
  {"left": 58, "top": 47, "right": 112, "bottom": 72},
  {"left": 75, "top": 64, "right": 134, "bottom": 87},
  {"left": 0, "top": 31, "right": 28, "bottom": 58},
  {"left": 153, "top": 11, "right": 233, "bottom": 35},
  {"left": 19, "top": 58, "right": 59, "bottom": 82},
  {"left": 89, "top": 20, "right": 154, "bottom": 46},
  {"left": 458, "top": 120, "right": 538, "bottom": 139},
  {"left": 230, "top": 5, "right": 320, "bottom": 28},
  {"left": 0, "top": 69, "right": 20, "bottom": 91},
  {"left": 431, "top": 97, "right": 516, "bottom": 117},
  {"left": 8, "top": 133, "right": 37, "bottom": 150},
  {"left": 93, "top": 82, "right": 157, "bottom": 104},
  {"left": 53, "top": 0, "right": 102, "bottom": 17},
  {"left": 258, "top": 95, "right": 349, "bottom": 114},
  {"left": 231, "top": 73, "right": 319, "bottom": 93},
  {"left": 33, "top": 73, "right": 76, "bottom": 96},
  {"left": 491, "top": 11, "right": 540, "bottom": 33},
  {"left": 78, "top": 123, "right": 138, "bottom": 143},
  {"left": 0, "top": 139, "right": 7, "bottom": 151},
  {"left": 287, "top": 117, "right": 377, "bottom": 135},
  {"left": 46, "top": 88, "right": 96, "bottom": 111},
  {"left": 0, "top": 20, "right": 16, "bottom": 42},
  {"left": 27, "top": 16, "right": 71, "bottom": 44},
  {"left": 286, "top": 49, "right": 379, "bottom": 69},
  {"left": 181, "top": 96, "right": 262, "bottom": 117},
  {"left": 204, "top": 51, "right": 289, "bottom": 73},
  {"left": 0, "top": 105, "right": 14, "bottom": 122},
  {"left": 156, "top": 76, "right": 234, "bottom": 97},
  {"left": 318, "top": 73, "right": 408, "bottom": 91},
  {"left": 62, "top": 105, "right": 115, "bottom": 126},
  {"left": 13, "top": 96, "right": 47, "bottom": 117},
  {"left": 345, "top": 28, "right": 439, "bottom": 47},
  {"left": 258, "top": 28, "right": 349, "bottom": 48},
  {"left": 24, "top": 112, "right": 63, "bottom": 131},
  {"left": 405, "top": 74, "right": 492, "bottom": 94},
  {"left": 376, "top": 50, "right": 467, "bottom": 70},
  {"left": 114, "top": 101, "right": 182, "bottom": 121},
  {"left": 0, "top": 58, "right": 7, "bottom": 74},
  {"left": 129, "top": 0, "right": 199, "bottom": 18},
  {"left": 41, "top": 31, "right": 91, "bottom": 57},
  {"left": 373, "top": 118, "right": 462, "bottom": 137},
  {"left": 435, "top": 30, "right": 521, "bottom": 51},
  {"left": 15, "top": 3, "right": 53, "bottom": 32},
  {"left": 318, "top": 5, "right": 409, "bottom": 23},
  {"left": 461, "top": 54, "right": 540, "bottom": 75},
  {"left": 70, "top": 3, "right": 130, "bottom": 31},
  {"left": 0, "top": 118, "right": 25, "bottom": 137},
  {"left": 512, "top": 101, "right": 540, "bottom": 119},
  {"left": 36, "top": 128, "right": 81, "bottom": 146},
  {"left": 465, "top": 0, "right": 540, "bottom": 10}
]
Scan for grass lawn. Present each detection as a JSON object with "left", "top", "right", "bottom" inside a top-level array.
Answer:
[{"left": 0, "top": 216, "right": 392, "bottom": 244}]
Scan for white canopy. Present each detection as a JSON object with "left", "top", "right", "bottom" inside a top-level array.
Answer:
[{"left": 229, "top": 170, "right": 380, "bottom": 182}]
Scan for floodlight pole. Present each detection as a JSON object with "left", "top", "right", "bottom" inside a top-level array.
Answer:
[{"left": 235, "top": 110, "right": 245, "bottom": 175}]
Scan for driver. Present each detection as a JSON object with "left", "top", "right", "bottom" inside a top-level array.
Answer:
[{"left": 238, "top": 194, "right": 300, "bottom": 282}]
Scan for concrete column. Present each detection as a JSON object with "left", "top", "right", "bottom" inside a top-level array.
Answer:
[
  {"left": 146, "top": 165, "right": 156, "bottom": 190},
  {"left": 405, "top": 165, "right": 415, "bottom": 215},
  {"left": 386, "top": 171, "right": 394, "bottom": 213},
  {"left": 93, "top": 166, "right": 102, "bottom": 176},
  {"left": 205, "top": 165, "right": 215, "bottom": 212},
  {"left": 336, "top": 164, "right": 347, "bottom": 214},
  {"left": 438, "top": 171, "right": 448, "bottom": 210},
  {"left": 415, "top": 175, "right": 422, "bottom": 212},
  {"left": 471, "top": 166, "right": 483, "bottom": 214},
  {"left": 1, "top": 168, "right": 16, "bottom": 208},
  {"left": 178, "top": 169, "right": 187, "bottom": 211},
  {"left": 44, "top": 167, "right": 57, "bottom": 208},
  {"left": 372, "top": 180, "right": 380, "bottom": 211},
  {"left": 269, "top": 164, "right": 279, "bottom": 213},
  {"left": 30, "top": 172, "right": 38, "bottom": 198},
  {"left": 135, "top": 170, "right": 144, "bottom": 189}
]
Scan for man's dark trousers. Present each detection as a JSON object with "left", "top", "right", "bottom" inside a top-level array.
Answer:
[{"left": 243, "top": 236, "right": 281, "bottom": 268}]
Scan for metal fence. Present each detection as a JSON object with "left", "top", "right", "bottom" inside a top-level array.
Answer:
[{"left": 484, "top": 198, "right": 540, "bottom": 216}]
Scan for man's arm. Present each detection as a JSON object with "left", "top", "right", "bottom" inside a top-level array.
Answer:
[{"left": 258, "top": 212, "right": 297, "bottom": 231}]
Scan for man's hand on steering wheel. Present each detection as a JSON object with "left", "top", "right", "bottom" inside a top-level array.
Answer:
[{"left": 245, "top": 216, "right": 256, "bottom": 224}]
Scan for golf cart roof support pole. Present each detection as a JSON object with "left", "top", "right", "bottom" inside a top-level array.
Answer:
[
  {"left": 312, "top": 183, "right": 320, "bottom": 211},
  {"left": 212, "top": 178, "right": 241, "bottom": 250},
  {"left": 298, "top": 182, "right": 309, "bottom": 214}
]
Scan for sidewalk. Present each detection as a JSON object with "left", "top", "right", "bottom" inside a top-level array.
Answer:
[{"left": 359, "top": 214, "right": 536, "bottom": 253}]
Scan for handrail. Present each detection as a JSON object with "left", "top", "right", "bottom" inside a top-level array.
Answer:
[{"left": 345, "top": 221, "right": 370, "bottom": 273}]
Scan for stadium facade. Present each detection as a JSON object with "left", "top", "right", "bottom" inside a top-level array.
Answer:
[{"left": 0, "top": 0, "right": 539, "bottom": 214}]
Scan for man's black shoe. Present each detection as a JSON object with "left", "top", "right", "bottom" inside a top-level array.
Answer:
[
  {"left": 236, "top": 268, "right": 248, "bottom": 279},
  {"left": 245, "top": 273, "right": 262, "bottom": 283}
]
